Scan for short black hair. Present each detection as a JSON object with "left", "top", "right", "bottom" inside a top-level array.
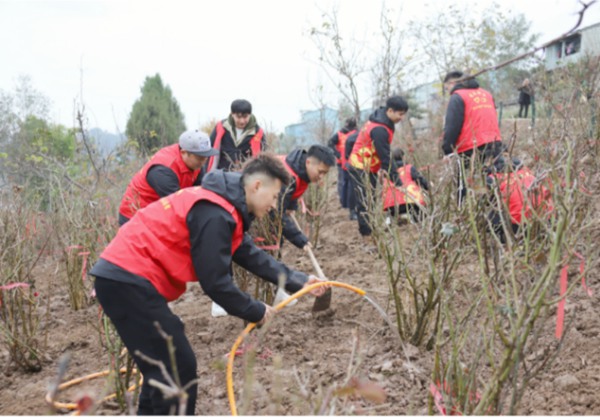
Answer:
[
  {"left": 231, "top": 99, "right": 252, "bottom": 114},
  {"left": 241, "top": 153, "right": 289, "bottom": 186},
  {"left": 487, "top": 155, "right": 523, "bottom": 174},
  {"left": 385, "top": 96, "right": 409, "bottom": 112},
  {"left": 307, "top": 144, "right": 336, "bottom": 167},
  {"left": 391, "top": 147, "right": 404, "bottom": 161},
  {"left": 444, "top": 71, "right": 464, "bottom": 83},
  {"left": 344, "top": 117, "right": 357, "bottom": 130}
]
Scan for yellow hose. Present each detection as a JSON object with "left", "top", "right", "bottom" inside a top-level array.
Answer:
[
  {"left": 226, "top": 280, "right": 366, "bottom": 416},
  {"left": 45, "top": 367, "right": 142, "bottom": 414}
]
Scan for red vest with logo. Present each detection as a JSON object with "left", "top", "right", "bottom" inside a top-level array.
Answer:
[
  {"left": 335, "top": 129, "right": 357, "bottom": 169},
  {"left": 278, "top": 155, "right": 309, "bottom": 200},
  {"left": 118, "top": 144, "right": 200, "bottom": 219},
  {"left": 349, "top": 121, "right": 393, "bottom": 173},
  {"left": 453, "top": 88, "right": 502, "bottom": 154},
  {"left": 103, "top": 187, "right": 244, "bottom": 301},
  {"left": 207, "top": 121, "right": 264, "bottom": 171},
  {"left": 492, "top": 168, "right": 553, "bottom": 224},
  {"left": 382, "top": 165, "right": 426, "bottom": 209}
]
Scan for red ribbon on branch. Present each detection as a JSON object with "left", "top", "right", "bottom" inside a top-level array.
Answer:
[
  {"left": 556, "top": 252, "right": 591, "bottom": 339},
  {"left": 0, "top": 282, "right": 32, "bottom": 307},
  {"left": 0, "top": 282, "right": 30, "bottom": 291},
  {"left": 79, "top": 251, "right": 90, "bottom": 283},
  {"left": 429, "top": 383, "right": 448, "bottom": 416}
]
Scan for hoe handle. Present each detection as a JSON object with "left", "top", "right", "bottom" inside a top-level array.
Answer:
[
  {"left": 307, "top": 245, "right": 326, "bottom": 279},
  {"left": 290, "top": 214, "right": 326, "bottom": 279}
]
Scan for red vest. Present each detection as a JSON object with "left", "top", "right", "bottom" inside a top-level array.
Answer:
[
  {"left": 348, "top": 121, "right": 393, "bottom": 173},
  {"left": 118, "top": 144, "right": 200, "bottom": 219},
  {"left": 335, "top": 129, "right": 357, "bottom": 168},
  {"left": 382, "top": 165, "right": 426, "bottom": 209},
  {"left": 492, "top": 168, "right": 554, "bottom": 224},
  {"left": 453, "top": 88, "right": 502, "bottom": 154},
  {"left": 103, "top": 187, "right": 244, "bottom": 302},
  {"left": 206, "top": 121, "right": 264, "bottom": 171},
  {"left": 278, "top": 155, "right": 308, "bottom": 200}
]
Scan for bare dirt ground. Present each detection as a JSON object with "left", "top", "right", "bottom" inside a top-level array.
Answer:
[{"left": 1, "top": 170, "right": 599, "bottom": 415}]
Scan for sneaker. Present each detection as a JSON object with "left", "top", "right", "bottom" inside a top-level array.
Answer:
[
  {"left": 273, "top": 288, "right": 298, "bottom": 307},
  {"left": 349, "top": 211, "right": 358, "bottom": 221},
  {"left": 211, "top": 301, "right": 228, "bottom": 317}
]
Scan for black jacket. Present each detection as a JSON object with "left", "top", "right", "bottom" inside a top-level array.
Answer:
[
  {"left": 209, "top": 115, "right": 266, "bottom": 171},
  {"left": 518, "top": 87, "right": 531, "bottom": 105},
  {"left": 146, "top": 165, "right": 204, "bottom": 197},
  {"left": 118, "top": 166, "right": 204, "bottom": 225},
  {"left": 363, "top": 107, "right": 402, "bottom": 186},
  {"left": 442, "top": 78, "right": 494, "bottom": 156},
  {"left": 278, "top": 149, "right": 310, "bottom": 249},
  {"left": 92, "top": 170, "right": 307, "bottom": 323}
]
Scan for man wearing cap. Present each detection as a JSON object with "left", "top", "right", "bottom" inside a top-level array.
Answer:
[
  {"left": 206, "top": 99, "right": 267, "bottom": 172},
  {"left": 118, "top": 130, "right": 218, "bottom": 225}
]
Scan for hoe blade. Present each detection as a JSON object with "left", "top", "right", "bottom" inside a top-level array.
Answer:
[{"left": 312, "top": 287, "right": 332, "bottom": 312}]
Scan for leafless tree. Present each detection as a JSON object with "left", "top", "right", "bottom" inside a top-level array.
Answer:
[
  {"left": 308, "top": 5, "right": 368, "bottom": 121},
  {"left": 371, "top": 3, "right": 410, "bottom": 106}
]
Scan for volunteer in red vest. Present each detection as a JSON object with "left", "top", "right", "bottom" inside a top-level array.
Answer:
[
  {"left": 118, "top": 130, "right": 218, "bottom": 226},
  {"left": 382, "top": 147, "right": 430, "bottom": 223},
  {"left": 485, "top": 156, "right": 554, "bottom": 244},
  {"left": 90, "top": 154, "right": 329, "bottom": 415},
  {"left": 328, "top": 117, "right": 358, "bottom": 210},
  {"left": 442, "top": 71, "right": 505, "bottom": 205},
  {"left": 278, "top": 144, "right": 336, "bottom": 250},
  {"left": 206, "top": 99, "right": 266, "bottom": 172},
  {"left": 348, "top": 95, "right": 409, "bottom": 245},
  {"left": 212, "top": 145, "right": 335, "bottom": 318}
]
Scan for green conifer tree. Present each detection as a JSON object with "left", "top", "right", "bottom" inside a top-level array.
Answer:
[{"left": 126, "top": 74, "right": 186, "bottom": 156}]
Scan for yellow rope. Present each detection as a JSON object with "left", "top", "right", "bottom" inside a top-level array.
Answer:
[
  {"left": 226, "top": 280, "right": 366, "bottom": 415},
  {"left": 45, "top": 367, "right": 142, "bottom": 414}
]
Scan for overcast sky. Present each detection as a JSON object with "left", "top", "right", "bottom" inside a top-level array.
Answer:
[{"left": 1, "top": 0, "right": 599, "bottom": 134}]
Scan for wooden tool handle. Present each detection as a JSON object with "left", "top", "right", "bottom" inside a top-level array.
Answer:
[
  {"left": 290, "top": 214, "right": 326, "bottom": 279},
  {"left": 307, "top": 246, "right": 326, "bottom": 279}
]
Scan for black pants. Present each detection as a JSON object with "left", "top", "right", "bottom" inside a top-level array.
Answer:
[
  {"left": 348, "top": 167, "right": 378, "bottom": 236},
  {"left": 518, "top": 103, "right": 529, "bottom": 118},
  {"left": 94, "top": 277, "right": 198, "bottom": 415},
  {"left": 387, "top": 203, "right": 423, "bottom": 223},
  {"left": 457, "top": 141, "right": 505, "bottom": 206},
  {"left": 488, "top": 211, "right": 519, "bottom": 244},
  {"left": 345, "top": 169, "right": 357, "bottom": 216},
  {"left": 337, "top": 166, "right": 350, "bottom": 209}
]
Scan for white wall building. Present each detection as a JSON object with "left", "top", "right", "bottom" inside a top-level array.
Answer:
[{"left": 545, "top": 22, "right": 600, "bottom": 70}]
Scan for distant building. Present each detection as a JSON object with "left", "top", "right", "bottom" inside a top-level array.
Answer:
[
  {"left": 283, "top": 107, "right": 338, "bottom": 148},
  {"left": 406, "top": 81, "right": 443, "bottom": 133},
  {"left": 283, "top": 106, "right": 372, "bottom": 148},
  {"left": 544, "top": 22, "right": 600, "bottom": 70}
]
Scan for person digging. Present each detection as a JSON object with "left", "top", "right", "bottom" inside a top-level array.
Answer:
[{"left": 90, "top": 154, "right": 329, "bottom": 415}]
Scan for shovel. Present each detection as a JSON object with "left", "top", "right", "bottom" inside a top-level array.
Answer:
[{"left": 290, "top": 214, "right": 332, "bottom": 312}]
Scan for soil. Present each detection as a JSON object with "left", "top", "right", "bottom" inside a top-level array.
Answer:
[{"left": 1, "top": 167, "right": 599, "bottom": 416}]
